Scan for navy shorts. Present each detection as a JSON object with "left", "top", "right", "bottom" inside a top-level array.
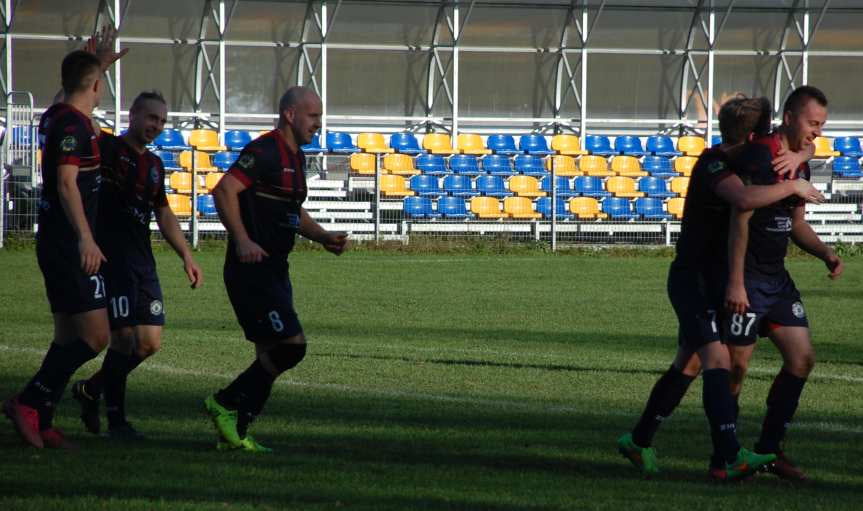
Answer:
[
  {"left": 36, "top": 236, "right": 107, "bottom": 314},
  {"left": 667, "top": 265, "right": 725, "bottom": 351},
  {"left": 223, "top": 259, "right": 303, "bottom": 343},
  {"left": 724, "top": 270, "right": 808, "bottom": 346},
  {"left": 101, "top": 257, "right": 165, "bottom": 329}
]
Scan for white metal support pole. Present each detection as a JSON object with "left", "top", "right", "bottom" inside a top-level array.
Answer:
[
  {"left": 452, "top": 4, "right": 459, "bottom": 142},
  {"left": 579, "top": 1, "right": 588, "bottom": 151},
  {"left": 374, "top": 153, "right": 380, "bottom": 243},
  {"left": 218, "top": 0, "right": 226, "bottom": 137},
  {"left": 706, "top": 2, "right": 715, "bottom": 144},
  {"left": 320, "top": 1, "right": 327, "bottom": 154},
  {"left": 802, "top": 0, "right": 809, "bottom": 84},
  {"left": 113, "top": 0, "right": 121, "bottom": 130}
]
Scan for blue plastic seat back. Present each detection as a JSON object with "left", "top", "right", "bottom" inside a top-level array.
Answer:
[
  {"left": 154, "top": 150, "right": 179, "bottom": 169},
  {"left": 438, "top": 196, "right": 470, "bottom": 217},
  {"left": 642, "top": 155, "right": 673, "bottom": 173},
  {"left": 483, "top": 154, "right": 514, "bottom": 174},
  {"left": 834, "top": 137, "right": 863, "bottom": 157},
  {"left": 833, "top": 156, "right": 862, "bottom": 172},
  {"left": 450, "top": 154, "right": 480, "bottom": 174},
  {"left": 638, "top": 176, "right": 674, "bottom": 196},
  {"left": 197, "top": 194, "right": 217, "bottom": 215},
  {"left": 390, "top": 132, "right": 422, "bottom": 154},
  {"left": 443, "top": 175, "right": 475, "bottom": 196},
  {"left": 301, "top": 133, "right": 323, "bottom": 153},
  {"left": 574, "top": 176, "right": 605, "bottom": 194},
  {"left": 711, "top": 135, "right": 723, "bottom": 147},
  {"left": 486, "top": 134, "right": 518, "bottom": 155},
  {"left": 416, "top": 153, "right": 447, "bottom": 174},
  {"left": 224, "top": 130, "right": 252, "bottom": 150},
  {"left": 535, "top": 197, "right": 570, "bottom": 218},
  {"left": 155, "top": 128, "right": 187, "bottom": 149},
  {"left": 613, "top": 136, "right": 645, "bottom": 156},
  {"left": 476, "top": 175, "right": 509, "bottom": 195},
  {"left": 514, "top": 154, "right": 545, "bottom": 173},
  {"left": 326, "top": 131, "right": 358, "bottom": 153},
  {"left": 635, "top": 197, "right": 668, "bottom": 217},
  {"left": 212, "top": 151, "right": 238, "bottom": 171},
  {"left": 602, "top": 196, "right": 636, "bottom": 217},
  {"left": 540, "top": 176, "right": 572, "bottom": 194},
  {"left": 409, "top": 174, "right": 441, "bottom": 196},
  {"left": 585, "top": 135, "right": 613, "bottom": 156},
  {"left": 518, "top": 134, "right": 553, "bottom": 155},
  {"left": 645, "top": 135, "right": 681, "bottom": 157}
]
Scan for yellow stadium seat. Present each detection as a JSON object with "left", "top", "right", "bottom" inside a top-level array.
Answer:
[
  {"left": 551, "top": 134, "right": 587, "bottom": 155},
  {"left": 456, "top": 133, "right": 492, "bottom": 155},
  {"left": 167, "top": 193, "right": 192, "bottom": 217},
  {"left": 470, "top": 196, "right": 506, "bottom": 219},
  {"left": 670, "top": 176, "right": 690, "bottom": 197},
  {"left": 422, "top": 133, "right": 457, "bottom": 155},
  {"left": 569, "top": 197, "right": 607, "bottom": 219},
  {"left": 100, "top": 126, "right": 113, "bottom": 135},
  {"left": 350, "top": 153, "right": 377, "bottom": 175},
  {"left": 382, "top": 153, "right": 419, "bottom": 175},
  {"left": 667, "top": 197, "right": 685, "bottom": 219},
  {"left": 611, "top": 156, "right": 647, "bottom": 177},
  {"left": 380, "top": 174, "right": 414, "bottom": 197},
  {"left": 508, "top": 175, "right": 546, "bottom": 198},
  {"left": 357, "top": 132, "right": 394, "bottom": 154},
  {"left": 674, "top": 156, "right": 697, "bottom": 176},
  {"left": 677, "top": 136, "right": 705, "bottom": 156},
  {"left": 179, "top": 150, "right": 218, "bottom": 172},
  {"left": 189, "top": 129, "right": 226, "bottom": 151},
  {"left": 204, "top": 172, "right": 224, "bottom": 191},
  {"left": 579, "top": 155, "right": 613, "bottom": 176},
  {"left": 813, "top": 136, "right": 839, "bottom": 158},
  {"left": 606, "top": 176, "right": 645, "bottom": 198},
  {"left": 169, "top": 172, "right": 194, "bottom": 194},
  {"left": 503, "top": 196, "right": 542, "bottom": 219},
  {"left": 545, "top": 155, "right": 579, "bottom": 176}
]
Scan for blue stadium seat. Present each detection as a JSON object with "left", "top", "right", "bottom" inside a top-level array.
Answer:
[
  {"left": 585, "top": 135, "right": 614, "bottom": 156},
  {"left": 154, "top": 128, "right": 190, "bottom": 150},
  {"left": 645, "top": 135, "right": 682, "bottom": 157},
  {"left": 642, "top": 156, "right": 676, "bottom": 177},
  {"left": 212, "top": 151, "right": 238, "bottom": 171},
  {"left": 224, "top": 130, "right": 252, "bottom": 151},
  {"left": 197, "top": 194, "right": 218, "bottom": 216},
  {"left": 834, "top": 137, "right": 863, "bottom": 157},
  {"left": 449, "top": 154, "right": 481, "bottom": 175},
  {"left": 518, "top": 134, "right": 554, "bottom": 155},
  {"left": 11, "top": 126, "right": 34, "bottom": 146},
  {"left": 711, "top": 135, "right": 723, "bottom": 147},
  {"left": 389, "top": 132, "right": 422, "bottom": 155},
  {"left": 602, "top": 197, "right": 639, "bottom": 220},
  {"left": 443, "top": 175, "right": 478, "bottom": 197},
  {"left": 476, "top": 175, "right": 512, "bottom": 197},
  {"left": 438, "top": 196, "right": 472, "bottom": 218},
  {"left": 635, "top": 197, "right": 672, "bottom": 220},
  {"left": 326, "top": 131, "right": 359, "bottom": 153},
  {"left": 638, "top": 176, "right": 676, "bottom": 198},
  {"left": 540, "top": 176, "right": 578, "bottom": 197},
  {"left": 514, "top": 154, "right": 547, "bottom": 176},
  {"left": 415, "top": 154, "right": 449, "bottom": 175},
  {"left": 832, "top": 156, "right": 863, "bottom": 178},
  {"left": 574, "top": 176, "right": 611, "bottom": 198},
  {"left": 301, "top": 133, "right": 324, "bottom": 153},
  {"left": 409, "top": 174, "right": 443, "bottom": 197},
  {"left": 486, "top": 134, "right": 519, "bottom": 155},
  {"left": 483, "top": 154, "right": 516, "bottom": 176},
  {"left": 154, "top": 150, "right": 181, "bottom": 171},
  {"left": 613, "top": 136, "right": 645, "bottom": 156},
  {"left": 536, "top": 197, "right": 574, "bottom": 219},
  {"left": 403, "top": 196, "right": 441, "bottom": 218}
]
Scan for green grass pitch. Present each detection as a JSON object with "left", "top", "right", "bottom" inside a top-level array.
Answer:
[{"left": 1, "top": 246, "right": 861, "bottom": 510}]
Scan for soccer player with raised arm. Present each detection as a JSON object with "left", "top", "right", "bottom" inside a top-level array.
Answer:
[
  {"left": 617, "top": 96, "right": 824, "bottom": 479},
  {"left": 2, "top": 32, "right": 124, "bottom": 449},
  {"left": 723, "top": 86, "right": 842, "bottom": 481},
  {"left": 203, "top": 86, "right": 348, "bottom": 452}
]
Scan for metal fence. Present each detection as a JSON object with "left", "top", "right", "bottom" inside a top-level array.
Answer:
[{"left": 1, "top": 91, "right": 38, "bottom": 247}]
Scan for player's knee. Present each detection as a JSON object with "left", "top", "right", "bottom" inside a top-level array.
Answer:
[
  {"left": 789, "top": 348, "right": 815, "bottom": 377},
  {"left": 110, "top": 328, "right": 136, "bottom": 353},
  {"left": 138, "top": 339, "right": 161, "bottom": 359},
  {"left": 264, "top": 342, "right": 307, "bottom": 375}
]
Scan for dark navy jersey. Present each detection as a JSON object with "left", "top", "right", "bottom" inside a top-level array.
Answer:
[
  {"left": 733, "top": 133, "right": 809, "bottom": 277},
  {"left": 96, "top": 133, "right": 168, "bottom": 263},
  {"left": 37, "top": 103, "right": 101, "bottom": 241},
  {"left": 226, "top": 129, "right": 307, "bottom": 261},
  {"left": 672, "top": 147, "right": 736, "bottom": 275}
]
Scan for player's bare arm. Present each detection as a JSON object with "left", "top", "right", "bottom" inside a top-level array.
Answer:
[
  {"left": 58, "top": 163, "right": 105, "bottom": 274},
  {"left": 714, "top": 173, "right": 823, "bottom": 212},
  {"left": 211, "top": 173, "right": 268, "bottom": 263},
  {"left": 298, "top": 207, "right": 348, "bottom": 256},
  {"left": 53, "top": 25, "right": 128, "bottom": 106},
  {"left": 154, "top": 205, "right": 203, "bottom": 288},
  {"left": 726, "top": 207, "right": 754, "bottom": 315},
  {"left": 789, "top": 205, "right": 843, "bottom": 280}
]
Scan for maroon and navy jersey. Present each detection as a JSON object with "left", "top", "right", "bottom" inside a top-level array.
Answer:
[
  {"left": 96, "top": 133, "right": 168, "bottom": 263},
  {"left": 37, "top": 103, "right": 101, "bottom": 241},
  {"left": 672, "top": 147, "right": 736, "bottom": 275},
  {"left": 226, "top": 129, "right": 307, "bottom": 261},
  {"left": 733, "top": 133, "right": 809, "bottom": 277}
]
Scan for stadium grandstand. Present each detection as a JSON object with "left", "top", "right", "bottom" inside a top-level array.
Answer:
[{"left": 2, "top": 0, "right": 863, "bottom": 249}]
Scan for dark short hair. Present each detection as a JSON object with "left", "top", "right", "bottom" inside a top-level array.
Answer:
[
  {"left": 61, "top": 50, "right": 102, "bottom": 95},
  {"left": 783, "top": 85, "right": 828, "bottom": 116},
  {"left": 718, "top": 96, "right": 771, "bottom": 145},
  {"left": 130, "top": 90, "right": 167, "bottom": 112}
]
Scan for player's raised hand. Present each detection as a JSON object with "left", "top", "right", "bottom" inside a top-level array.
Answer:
[
  {"left": 183, "top": 256, "right": 204, "bottom": 289},
  {"left": 79, "top": 238, "right": 107, "bottom": 275},
  {"left": 771, "top": 147, "right": 807, "bottom": 177},
  {"left": 791, "top": 179, "right": 824, "bottom": 204},
  {"left": 322, "top": 232, "right": 349, "bottom": 256},
  {"left": 85, "top": 25, "right": 129, "bottom": 71},
  {"left": 824, "top": 251, "right": 843, "bottom": 280},
  {"left": 725, "top": 281, "right": 749, "bottom": 316},
  {"left": 235, "top": 237, "right": 269, "bottom": 263}
]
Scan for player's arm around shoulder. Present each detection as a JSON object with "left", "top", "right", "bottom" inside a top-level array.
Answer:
[
  {"left": 790, "top": 205, "right": 843, "bottom": 280},
  {"left": 298, "top": 207, "right": 348, "bottom": 256},
  {"left": 154, "top": 205, "right": 203, "bottom": 289}
]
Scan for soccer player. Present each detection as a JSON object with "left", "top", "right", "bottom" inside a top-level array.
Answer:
[
  {"left": 2, "top": 40, "right": 123, "bottom": 448},
  {"left": 70, "top": 89, "right": 203, "bottom": 440},
  {"left": 203, "top": 86, "right": 348, "bottom": 452},
  {"left": 723, "top": 85, "right": 842, "bottom": 481},
  {"left": 617, "top": 96, "right": 824, "bottom": 479}
]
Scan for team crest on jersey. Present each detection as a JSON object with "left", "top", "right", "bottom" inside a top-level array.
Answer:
[
  {"left": 60, "top": 135, "right": 77, "bottom": 152},
  {"left": 150, "top": 300, "right": 164, "bottom": 316},
  {"left": 150, "top": 166, "right": 160, "bottom": 185},
  {"left": 707, "top": 160, "right": 725, "bottom": 174},
  {"left": 238, "top": 154, "right": 254, "bottom": 169},
  {"left": 791, "top": 301, "right": 805, "bottom": 318}
]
